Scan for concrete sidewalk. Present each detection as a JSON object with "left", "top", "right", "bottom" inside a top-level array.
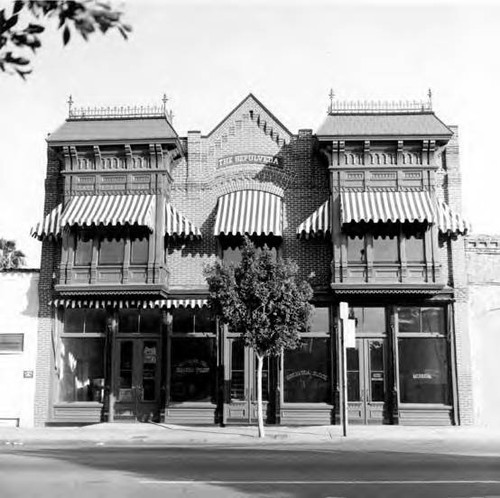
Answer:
[{"left": 2, "top": 423, "right": 500, "bottom": 455}]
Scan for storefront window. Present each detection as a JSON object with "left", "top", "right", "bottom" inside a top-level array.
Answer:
[
  {"left": 170, "top": 337, "right": 216, "bottom": 402},
  {"left": 350, "top": 307, "right": 386, "bottom": 334},
  {"left": 64, "top": 309, "right": 107, "bottom": 334},
  {"left": 398, "top": 307, "right": 445, "bottom": 333},
  {"left": 284, "top": 338, "right": 330, "bottom": 403},
  {"left": 310, "top": 307, "right": 329, "bottom": 333},
  {"left": 172, "top": 309, "right": 215, "bottom": 334},
  {"left": 398, "top": 337, "right": 450, "bottom": 404},
  {"left": 57, "top": 338, "right": 105, "bottom": 402},
  {"left": 99, "top": 235, "right": 124, "bottom": 265},
  {"left": 118, "top": 309, "right": 161, "bottom": 334},
  {"left": 373, "top": 235, "right": 399, "bottom": 263}
]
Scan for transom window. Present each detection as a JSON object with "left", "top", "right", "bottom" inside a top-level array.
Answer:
[
  {"left": 63, "top": 309, "right": 107, "bottom": 334},
  {"left": 118, "top": 309, "right": 162, "bottom": 334}
]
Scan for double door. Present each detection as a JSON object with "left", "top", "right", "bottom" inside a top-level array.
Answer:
[
  {"left": 224, "top": 338, "right": 273, "bottom": 424},
  {"left": 346, "top": 337, "right": 388, "bottom": 424},
  {"left": 113, "top": 337, "right": 161, "bottom": 422}
]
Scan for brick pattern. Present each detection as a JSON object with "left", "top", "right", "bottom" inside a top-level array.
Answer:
[{"left": 34, "top": 148, "right": 63, "bottom": 426}]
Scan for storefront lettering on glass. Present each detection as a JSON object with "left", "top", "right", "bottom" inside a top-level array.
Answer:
[
  {"left": 413, "top": 373, "right": 433, "bottom": 379},
  {"left": 175, "top": 359, "right": 210, "bottom": 375},
  {"left": 285, "top": 369, "right": 328, "bottom": 382},
  {"left": 217, "top": 154, "right": 283, "bottom": 169},
  {"left": 143, "top": 346, "right": 157, "bottom": 364}
]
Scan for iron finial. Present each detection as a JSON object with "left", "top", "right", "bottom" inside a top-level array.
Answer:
[
  {"left": 67, "top": 95, "right": 74, "bottom": 116},
  {"left": 329, "top": 88, "right": 335, "bottom": 113},
  {"left": 162, "top": 93, "right": 168, "bottom": 113}
]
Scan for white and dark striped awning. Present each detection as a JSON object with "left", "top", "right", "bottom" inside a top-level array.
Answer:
[
  {"left": 165, "top": 203, "right": 201, "bottom": 238},
  {"left": 214, "top": 190, "right": 283, "bottom": 237},
  {"left": 297, "top": 199, "right": 331, "bottom": 239},
  {"left": 435, "top": 199, "right": 471, "bottom": 236},
  {"left": 62, "top": 194, "right": 156, "bottom": 230},
  {"left": 341, "top": 191, "right": 435, "bottom": 224},
  {"left": 52, "top": 298, "right": 208, "bottom": 309},
  {"left": 30, "top": 203, "right": 64, "bottom": 240}
]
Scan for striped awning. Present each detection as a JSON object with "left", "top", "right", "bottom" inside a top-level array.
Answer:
[
  {"left": 297, "top": 199, "right": 331, "bottom": 239},
  {"left": 62, "top": 194, "right": 155, "bottom": 230},
  {"left": 214, "top": 190, "right": 283, "bottom": 236},
  {"left": 52, "top": 298, "right": 208, "bottom": 309},
  {"left": 31, "top": 195, "right": 156, "bottom": 240},
  {"left": 435, "top": 200, "right": 471, "bottom": 236},
  {"left": 30, "top": 203, "right": 64, "bottom": 240},
  {"left": 341, "top": 191, "right": 435, "bottom": 224},
  {"left": 165, "top": 203, "right": 201, "bottom": 238}
]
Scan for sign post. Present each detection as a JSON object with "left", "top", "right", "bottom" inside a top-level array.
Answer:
[
  {"left": 339, "top": 303, "right": 357, "bottom": 437},
  {"left": 339, "top": 302, "right": 349, "bottom": 437}
]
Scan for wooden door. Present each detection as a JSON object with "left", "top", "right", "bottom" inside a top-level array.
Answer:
[
  {"left": 114, "top": 338, "right": 161, "bottom": 422},
  {"left": 347, "top": 338, "right": 387, "bottom": 424},
  {"left": 224, "top": 338, "right": 270, "bottom": 424}
]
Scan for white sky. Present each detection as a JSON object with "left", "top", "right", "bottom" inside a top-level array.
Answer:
[{"left": 0, "top": 0, "right": 499, "bottom": 266}]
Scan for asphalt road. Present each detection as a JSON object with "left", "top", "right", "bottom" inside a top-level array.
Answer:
[{"left": 1, "top": 444, "right": 499, "bottom": 498}]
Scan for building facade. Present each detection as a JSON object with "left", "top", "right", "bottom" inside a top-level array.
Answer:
[
  {"left": 31, "top": 94, "right": 471, "bottom": 426},
  {"left": 0, "top": 269, "right": 39, "bottom": 427},
  {"left": 466, "top": 235, "right": 500, "bottom": 427}
]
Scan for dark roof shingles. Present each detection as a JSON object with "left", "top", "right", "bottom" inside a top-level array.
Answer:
[
  {"left": 316, "top": 113, "right": 453, "bottom": 137},
  {"left": 47, "top": 118, "right": 178, "bottom": 143}
]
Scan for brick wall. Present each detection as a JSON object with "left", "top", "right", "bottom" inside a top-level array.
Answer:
[
  {"left": 34, "top": 147, "right": 62, "bottom": 426},
  {"left": 442, "top": 127, "right": 474, "bottom": 425}
]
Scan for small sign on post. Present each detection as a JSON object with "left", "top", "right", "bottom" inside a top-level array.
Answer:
[{"left": 345, "top": 318, "right": 356, "bottom": 349}]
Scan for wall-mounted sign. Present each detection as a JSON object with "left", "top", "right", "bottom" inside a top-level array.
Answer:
[
  {"left": 23, "top": 370, "right": 34, "bottom": 379},
  {"left": 217, "top": 154, "right": 283, "bottom": 169}
]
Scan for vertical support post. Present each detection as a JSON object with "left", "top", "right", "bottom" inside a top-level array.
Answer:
[{"left": 341, "top": 317, "right": 348, "bottom": 437}]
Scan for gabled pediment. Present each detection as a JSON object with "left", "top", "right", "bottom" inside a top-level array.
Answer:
[{"left": 207, "top": 93, "right": 293, "bottom": 147}]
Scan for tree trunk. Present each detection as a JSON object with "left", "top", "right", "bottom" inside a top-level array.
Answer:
[{"left": 256, "top": 353, "right": 265, "bottom": 438}]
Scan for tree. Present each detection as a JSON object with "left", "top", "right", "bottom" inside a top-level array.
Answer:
[
  {"left": 0, "top": 1, "right": 131, "bottom": 79},
  {"left": 0, "top": 238, "right": 26, "bottom": 269},
  {"left": 204, "top": 237, "right": 313, "bottom": 437}
]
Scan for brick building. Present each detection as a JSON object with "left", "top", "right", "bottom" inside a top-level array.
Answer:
[{"left": 31, "top": 94, "right": 471, "bottom": 426}]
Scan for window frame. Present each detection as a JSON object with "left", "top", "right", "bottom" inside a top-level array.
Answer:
[
  {"left": 0, "top": 333, "right": 24, "bottom": 353},
  {"left": 281, "top": 305, "right": 332, "bottom": 406},
  {"left": 396, "top": 305, "right": 451, "bottom": 406}
]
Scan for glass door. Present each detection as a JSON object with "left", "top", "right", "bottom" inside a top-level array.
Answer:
[
  {"left": 114, "top": 338, "right": 161, "bottom": 422},
  {"left": 225, "top": 338, "right": 270, "bottom": 424},
  {"left": 347, "top": 338, "right": 387, "bottom": 424}
]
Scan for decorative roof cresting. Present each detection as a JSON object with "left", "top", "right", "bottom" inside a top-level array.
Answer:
[
  {"left": 67, "top": 94, "right": 174, "bottom": 123},
  {"left": 327, "top": 88, "right": 433, "bottom": 115}
]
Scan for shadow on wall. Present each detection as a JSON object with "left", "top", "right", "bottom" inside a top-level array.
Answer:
[{"left": 18, "top": 271, "right": 40, "bottom": 318}]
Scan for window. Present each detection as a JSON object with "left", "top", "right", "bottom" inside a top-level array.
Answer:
[
  {"left": 131, "top": 234, "right": 149, "bottom": 265},
  {"left": 350, "top": 307, "right": 386, "bottom": 334},
  {"left": 310, "top": 307, "right": 329, "bottom": 333},
  {"left": 347, "top": 236, "right": 366, "bottom": 263},
  {"left": 63, "top": 309, "right": 107, "bottom": 334},
  {"left": 397, "top": 306, "right": 450, "bottom": 405},
  {"left": 373, "top": 235, "right": 399, "bottom": 263},
  {"left": 118, "top": 309, "right": 162, "bottom": 334},
  {"left": 57, "top": 338, "right": 105, "bottom": 402},
  {"left": 0, "top": 333, "right": 24, "bottom": 353},
  {"left": 172, "top": 308, "right": 216, "bottom": 334},
  {"left": 405, "top": 234, "right": 425, "bottom": 263},
  {"left": 284, "top": 338, "right": 330, "bottom": 403},
  {"left": 74, "top": 231, "right": 92, "bottom": 266},
  {"left": 170, "top": 337, "right": 216, "bottom": 402},
  {"left": 220, "top": 236, "right": 279, "bottom": 266},
  {"left": 98, "top": 235, "right": 124, "bottom": 265}
]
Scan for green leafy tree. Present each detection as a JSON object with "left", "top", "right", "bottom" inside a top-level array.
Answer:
[
  {"left": 204, "top": 237, "right": 313, "bottom": 437},
  {"left": 0, "top": 238, "right": 26, "bottom": 269},
  {"left": 0, "top": 1, "right": 131, "bottom": 79}
]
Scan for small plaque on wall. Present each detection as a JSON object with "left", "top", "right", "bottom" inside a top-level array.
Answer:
[{"left": 23, "top": 370, "right": 34, "bottom": 379}]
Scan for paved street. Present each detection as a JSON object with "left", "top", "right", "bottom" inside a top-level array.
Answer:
[{"left": 1, "top": 444, "right": 500, "bottom": 498}]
